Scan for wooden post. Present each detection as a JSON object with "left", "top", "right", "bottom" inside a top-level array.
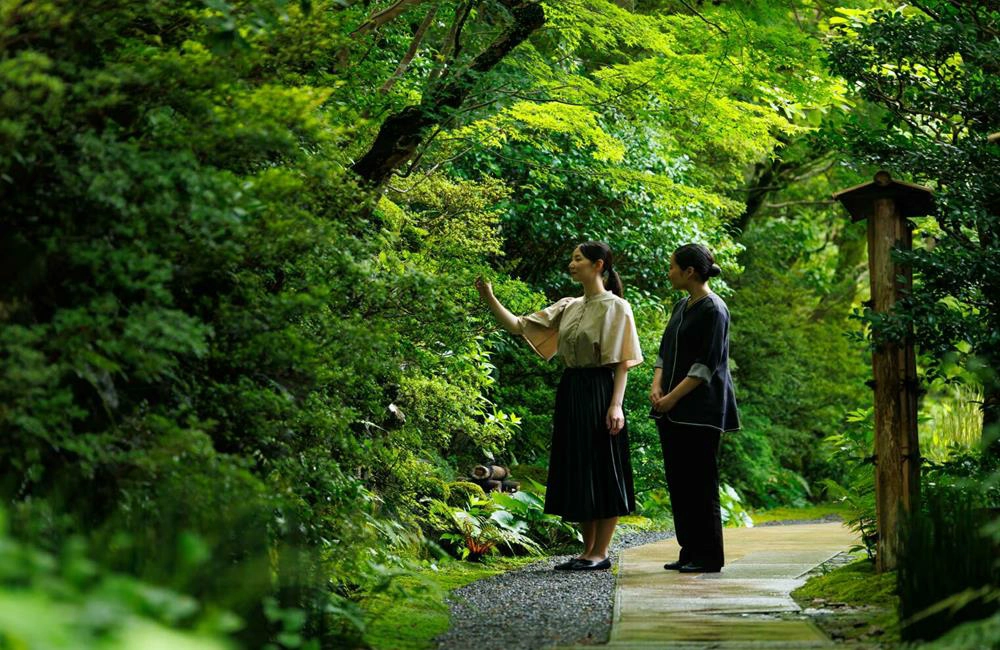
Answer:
[
  {"left": 833, "top": 171, "right": 934, "bottom": 572},
  {"left": 985, "top": 134, "right": 1000, "bottom": 455}
]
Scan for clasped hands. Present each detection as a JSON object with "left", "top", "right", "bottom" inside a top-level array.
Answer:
[{"left": 649, "top": 387, "right": 677, "bottom": 413}]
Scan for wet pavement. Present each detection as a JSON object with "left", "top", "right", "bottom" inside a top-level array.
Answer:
[{"left": 558, "top": 522, "right": 857, "bottom": 649}]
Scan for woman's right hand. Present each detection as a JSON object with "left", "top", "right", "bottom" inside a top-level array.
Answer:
[
  {"left": 649, "top": 385, "right": 663, "bottom": 405},
  {"left": 474, "top": 276, "right": 493, "bottom": 301}
]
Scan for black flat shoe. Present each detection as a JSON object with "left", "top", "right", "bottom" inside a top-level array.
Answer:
[
  {"left": 554, "top": 558, "right": 584, "bottom": 570},
  {"left": 663, "top": 560, "right": 685, "bottom": 570},
  {"left": 678, "top": 562, "right": 721, "bottom": 573},
  {"left": 573, "top": 558, "right": 612, "bottom": 571}
]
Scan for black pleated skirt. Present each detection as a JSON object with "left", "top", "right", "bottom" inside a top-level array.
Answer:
[{"left": 544, "top": 367, "right": 636, "bottom": 522}]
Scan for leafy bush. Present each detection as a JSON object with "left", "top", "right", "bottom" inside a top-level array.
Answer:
[
  {"left": 446, "top": 482, "right": 487, "bottom": 508},
  {"left": 639, "top": 488, "right": 675, "bottom": 523},
  {"left": 433, "top": 499, "right": 542, "bottom": 561},
  {"left": 721, "top": 409, "right": 811, "bottom": 509},
  {"left": 490, "top": 483, "right": 581, "bottom": 547},
  {"left": 0, "top": 509, "right": 233, "bottom": 650},
  {"left": 820, "top": 408, "right": 878, "bottom": 559},
  {"left": 720, "top": 484, "right": 754, "bottom": 528},
  {"left": 728, "top": 253, "right": 871, "bottom": 509},
  {"left": 899, "top": 484, "right": 999, "bottom": 642},
  {"left": 510, "top": 464, "right": 548, "bottom": 487}
]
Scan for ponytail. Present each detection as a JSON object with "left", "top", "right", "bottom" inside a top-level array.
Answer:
[
  {"left": 578, "top": 240, "right": 624, "bottom": 297},
  {"left": 606, "top": 268, "right": 623, "bottom": 297}
]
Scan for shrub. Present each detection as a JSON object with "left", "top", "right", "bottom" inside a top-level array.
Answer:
[
  {"left": 433, "top": 499, "right": 541, "bottom": 561},
  {"left": 510, "top": 464, "right": 548, "bottom": 486},
  {"left": 899, "top": 484, "right": 1000, "bottom": 642},
  {"left": 446, "top": 482, "right": 487, "bottom": 507},
  {"left": 0, "top": 508, "right": 234, "bottom": 650},
  {"left": 417, "top": 477, "right": 452, "bottom": 504},
  {"left": 720, "top": 483, "right": 754, "bottom": 528},
  {"left": 491, "top": 487, "right": 581, "bottom": 547}
]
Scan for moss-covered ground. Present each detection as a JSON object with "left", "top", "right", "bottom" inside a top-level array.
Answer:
[
  {"left": 361, "top": 506, "right": 858, "bottom": 649},
  {"left": 750, "top": 502, "right": 852, "bottom": 524},
  {"left": 792, "top": 557, "right": 900, "bottom": 646},
  {"left": 361, "top": 555, "right": 540, "bottom": 650}
]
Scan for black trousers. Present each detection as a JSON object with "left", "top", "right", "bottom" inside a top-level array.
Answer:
[{"left": 657, "top": 420, "right": 724, "bottom": 568}]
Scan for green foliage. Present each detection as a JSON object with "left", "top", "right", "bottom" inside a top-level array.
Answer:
[
  {"left": 435, "top": 497, "right": 542, "bottom": 561},
  {"left": 726, "top": 222, "right": 871, "bottom": 507},
  {"left": 0, "top": 0, "right": 933, "bottom": 644},
  {"left": 638, "top": 488, "right": 674, "bottom": 524},
  {"left": 899, "top": 484, "right": 1000, "bottom": 642},
  {"left": 820, "top": 408, "right": 879, "bottom": 559},
  {"left": 915, "top": 610, "right": 1000, "bottom": 650},
  {"left": 719, "top": 483, "right": 754, "bottom": 528},
  {"left": 920, "top": 379, "right": 985, "bottom": 462},
  {"left": 445, "top": 482, "right": 487, "bottom": 508},
  {"left": 510, "top": 464, "right": 548, "bottom": 487},
  {"left": 826, "top": 1, "right": 1000, "bottom": 436},
  {"left": 0, "top": 508, "right": 234, "bottom": 649},
  {"left": 0, "top": 1, "right": 482, "bottom": 645},
  {"left": 491, "top": 482, "right": 582, "bottom": 547},
  {"left": 720, "top": 410, "right": 811, "bottom": 509}
]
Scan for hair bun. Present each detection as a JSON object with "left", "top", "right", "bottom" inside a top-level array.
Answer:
[{"left": 709, "top": 263, "right": 722, "bottom": 278}]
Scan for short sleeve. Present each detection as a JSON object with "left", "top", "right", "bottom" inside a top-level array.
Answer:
[
  {"left": 517, "top": 297, "right": 574, "bottom": 361},
  {"left": 600, "top": 301, "right": 643, "bottom": 368}
]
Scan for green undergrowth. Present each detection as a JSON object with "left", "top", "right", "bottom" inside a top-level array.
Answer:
[
  {"left": 912, "top": 610, "right": 1000, "bottom": 649},
  {"left": 793, "top": 558, "right": 900, "bottom": 644},
  {"left": 617, "top": 515, "right": 662, "bottom": 530},
  {"left": 749, "top": 502, "right": 851, "bottom": 524},
  {"left": 361, "top": 555, "right": 539, "bottom": 650},
  {"left": 794, "top": 558, "right": 896, "bottom": 605},
  {"left": 363, "top": 515, "right": 670, "bottom": 649}
]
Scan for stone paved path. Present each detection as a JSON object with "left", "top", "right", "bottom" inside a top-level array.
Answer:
[{"left": 559, "top": 522, "right": 856, "bottom": 649}]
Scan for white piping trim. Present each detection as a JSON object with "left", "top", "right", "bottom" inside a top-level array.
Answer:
[{"left": 664, "top": 296, "right": 742, "bottom": 433}]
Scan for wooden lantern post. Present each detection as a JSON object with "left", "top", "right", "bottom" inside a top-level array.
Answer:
[{"left": 833, "top": 171, "right": 935, "bottom": 572}]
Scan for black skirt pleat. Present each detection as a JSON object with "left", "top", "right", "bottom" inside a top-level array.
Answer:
[{"left": 544, "top": 367, "right": 636, "bottom": 522}]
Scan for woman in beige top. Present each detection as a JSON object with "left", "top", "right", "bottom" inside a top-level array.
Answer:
[{"left": 475, "top": 241, "right": 643, "bottom": 571}]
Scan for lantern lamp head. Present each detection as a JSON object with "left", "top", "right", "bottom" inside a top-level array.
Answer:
[{"left": 832, "top": 171, "right": 935, "bottom": 222}]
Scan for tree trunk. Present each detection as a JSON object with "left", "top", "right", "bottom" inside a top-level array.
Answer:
[
  {"left": 352, "top": 1, "right": 545, "bottom": 187},
  {"left": 736, "top": 161, "right": 778, "bottom": 234}
]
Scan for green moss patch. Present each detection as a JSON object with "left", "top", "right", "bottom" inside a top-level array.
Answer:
[
  {"left": 361, "top": 556, "right": 539, "bottom": 650},
  {"left": 749, "top": 503, "right": 851, "bottom": 525},
  {"left": 793, "top": 558, "right": 900, "bottom": 644},
  {"left": 793, "top": 558, "right": 895, "bottom": 606}
]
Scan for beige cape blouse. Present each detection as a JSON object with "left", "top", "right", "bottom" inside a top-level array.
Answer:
[{"left": 517, "top": 291, "right": 643, "bottom": 368}]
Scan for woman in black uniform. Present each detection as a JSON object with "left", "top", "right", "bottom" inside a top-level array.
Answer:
[
  {"left": 650, "top": 243, "right": 740, "bottom": 573},
  {"left": 476, "top": 241, "right": 643, "bottom": 571}
]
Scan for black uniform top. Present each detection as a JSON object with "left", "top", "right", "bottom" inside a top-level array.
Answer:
[{"left": 655, "top": 293, "right": 740, "bottom": 432}]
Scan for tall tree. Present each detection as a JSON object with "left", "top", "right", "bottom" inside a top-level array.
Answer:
[
  {"left": 350, "top": 0, "right": 546, "bottom": 187},
  {"left": 827, "top": 2, "right": 1000, "bottom": 450}
]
